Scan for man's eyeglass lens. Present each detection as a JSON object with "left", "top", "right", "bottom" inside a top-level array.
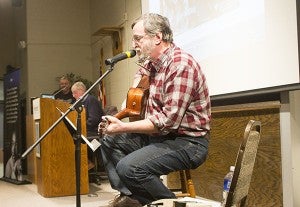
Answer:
[{"left": 132, "top": 35, "right": 145, "bottom": 42}]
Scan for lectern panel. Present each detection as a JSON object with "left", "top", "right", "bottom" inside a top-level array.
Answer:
[{"left": 33, "top": 98, "right": 89, "bottom": 197}]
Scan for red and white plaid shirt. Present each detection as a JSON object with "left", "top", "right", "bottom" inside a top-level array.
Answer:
[{"left": 135, "top": 44, "right": 211, "bottom": 137}]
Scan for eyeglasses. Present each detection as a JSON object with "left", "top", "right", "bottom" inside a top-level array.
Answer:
[
  {"left": 146, "top": 202, "right": 163, "bottom": 207},
  {"left": 132, "top": 34, "right": 147, "bottom": 43}
]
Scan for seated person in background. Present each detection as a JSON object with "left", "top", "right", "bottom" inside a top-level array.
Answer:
[
  {"left": 71, "top": 81, "right": 104, "bottom": 170},
  {"left": 54, "top": 76, "right": 75, "bottom": 103}
]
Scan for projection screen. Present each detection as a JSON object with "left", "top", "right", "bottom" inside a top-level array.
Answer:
[{"left": 142, "top": 0, "right": 300, "bottom": 98}]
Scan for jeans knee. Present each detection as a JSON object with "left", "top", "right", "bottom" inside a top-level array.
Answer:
[
  {"left": 117, "top": 159, "right": 150, "bottom": 186},
  {"left": 116, "top": 159, "right": 132, "bottom": 179}
]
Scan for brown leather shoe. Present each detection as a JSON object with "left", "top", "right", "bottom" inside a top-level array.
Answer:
[{"left": 109, "top": 194, "right": 142, "bottom": 207}]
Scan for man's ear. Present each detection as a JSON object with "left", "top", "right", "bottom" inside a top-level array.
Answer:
[{"left": 155, "top": 33, "right": 163, "bottom": 45}]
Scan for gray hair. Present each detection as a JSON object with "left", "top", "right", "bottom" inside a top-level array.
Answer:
[
  {"left": 131, "top": 13, "right": 173, "bottom": 43},
  {"left": 71, "top": 81, "right": 86, "bottom": 92}
]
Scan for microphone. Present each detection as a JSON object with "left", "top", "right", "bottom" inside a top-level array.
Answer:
[
  {"left": 52, "top": 86, "right": 66, "bottom": 96},
  {"left": 105, "top": 50, "right": 136, "bottom": 65}
]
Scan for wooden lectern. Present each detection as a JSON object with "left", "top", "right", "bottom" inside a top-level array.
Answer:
[{"left": 32, "top": 98, "right": 89, "bottom": 197}]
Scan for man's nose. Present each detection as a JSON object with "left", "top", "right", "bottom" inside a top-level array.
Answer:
[{"left": 132, "top": 40, "right": 138, "bottom": 48}]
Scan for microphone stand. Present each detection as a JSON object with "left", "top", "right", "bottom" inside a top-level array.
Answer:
[
  {"left": 21, "top": 64, "right": 115, "bottom": 207},
  {"left": 74, "top": 103, "right": 83, "bottom": 206}
]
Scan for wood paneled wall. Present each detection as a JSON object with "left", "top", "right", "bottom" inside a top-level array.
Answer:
[{"left": 168, "top": 101, "right": 283, "bottom": 206}]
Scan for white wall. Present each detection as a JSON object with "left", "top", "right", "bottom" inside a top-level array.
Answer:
[
  {"left": 280, "top": 90, "right": 300, "bottom": 207},
  {"left": 290, "top": 90, "right": 300, "bottom": 206},
  {"left": 89, "top": 0, "right": 142, "bottom": 110},
  {"left": 0, "top": 0, "right": 20, "bottom": 77},
  {"left": 0, "top": 0, "right": 26, "bottom": 77},
  {"left": 25, "top": 0, "right": 93, "bottom": 112}
]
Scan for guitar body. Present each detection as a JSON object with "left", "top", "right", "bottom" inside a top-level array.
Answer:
[
  {"left": 99, "top": 75, "right": 149, "bottom": 136},
  {"left": 114, "top": 77, "right": 149, "bottom": 121}
]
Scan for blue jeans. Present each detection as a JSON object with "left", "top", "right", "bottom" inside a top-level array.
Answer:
[{"left": 100, "top": 132, "right": 209, "bottom": 205}]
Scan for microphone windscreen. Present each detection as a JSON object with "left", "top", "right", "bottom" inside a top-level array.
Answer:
[{"left": 126, "top": 50, "right": 136, "bottom": 58}]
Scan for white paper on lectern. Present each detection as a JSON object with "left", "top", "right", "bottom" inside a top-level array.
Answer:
[{"left": 32, "top": 98, "right": 41, "bottom": 120}]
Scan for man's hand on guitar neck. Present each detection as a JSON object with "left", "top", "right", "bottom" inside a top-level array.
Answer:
[
  {"left": 98, "top": 116, "right": 113, "bottom": 135},
  {"left": 99, "top": 115, "right": 129, "bottom": 135}
]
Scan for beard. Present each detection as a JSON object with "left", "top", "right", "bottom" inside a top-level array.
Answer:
[
  {"left": 136, "top": 39, "right": 155, "bottom": 63},
  {"left": 137, "top": 52, "right": 150, "bottom": 64}
]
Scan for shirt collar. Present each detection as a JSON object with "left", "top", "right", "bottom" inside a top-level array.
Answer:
[{"left": 150, "top": 43, "right": 175, "bottom": 72}]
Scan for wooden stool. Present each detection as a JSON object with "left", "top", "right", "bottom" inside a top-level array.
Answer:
[{"left": 175, "top": 169, "right": 196, "bottom": 198}]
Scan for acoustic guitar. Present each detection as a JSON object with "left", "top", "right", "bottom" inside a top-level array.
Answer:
[
  {"left": 114, "top": 75, "right": 149, "bottom": 121},
  {"left": 98, "top": 75, "right": 149, "bottom": 135}
]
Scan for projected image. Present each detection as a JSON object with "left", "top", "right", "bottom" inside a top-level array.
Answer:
[
  {"left": 176, "top": 1, "right": 264, "bottom": 57},
  {"left": 147, "top": 0, "right": 241, "bottom": 36},
  {"left": 142, "top": 0, "right": 299, "bottom": 96}
]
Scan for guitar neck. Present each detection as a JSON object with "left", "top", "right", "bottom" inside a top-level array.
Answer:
[
  {"left": 114, "top": 108, "right": 141, "bottom": 120},
  {"left": 114, "top": 109, "right": 128, "bottom": 120}
]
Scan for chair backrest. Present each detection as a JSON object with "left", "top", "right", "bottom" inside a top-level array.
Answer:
[{"left": 225, "top": 120, "right": 261, "bottom": 207}]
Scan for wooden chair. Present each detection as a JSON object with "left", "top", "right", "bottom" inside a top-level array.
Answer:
[{"left": 223, "top": 120, "right": 261, "bottom": 207}]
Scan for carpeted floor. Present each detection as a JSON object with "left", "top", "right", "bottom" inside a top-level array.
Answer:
[{"left": 0, "top": 162, "right": 118, "bottom": 207}]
